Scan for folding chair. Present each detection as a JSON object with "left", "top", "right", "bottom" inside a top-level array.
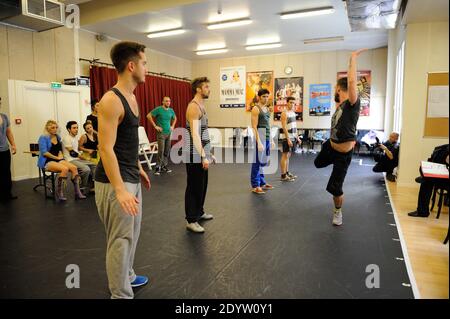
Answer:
[{"left": 138, "top": 126, "right": 158, "bottom": 169}]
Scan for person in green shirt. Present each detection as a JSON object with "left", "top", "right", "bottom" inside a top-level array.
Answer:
[{"left": 147, "top": 96, "right": 177, "bottom": 175}]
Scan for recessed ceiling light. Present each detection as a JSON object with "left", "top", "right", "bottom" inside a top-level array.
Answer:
[
  {"left": 303, "top": 36, "right": 344, "bottom": 44},
  {"left": 246, "top": 43, "right": 282, "bottom": 51},
  {"left": 207, "top": 18, "right": 252, "bottom": 30},
  {"left": 147, "top": 28, "right": 186, "bottom": 38},
  {"left": 196, "top": 48, "right": 229, "bottom": 55},
  {"left": 280, "top": 6, "right": 335, "bottom": 19}
]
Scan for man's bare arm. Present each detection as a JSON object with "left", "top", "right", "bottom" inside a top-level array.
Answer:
[
  {"left": 186, "top": 103, "right": 205, "bottom": 157},
  {"left": 97, "top": 92, "right": 126, "bottom": 192}
]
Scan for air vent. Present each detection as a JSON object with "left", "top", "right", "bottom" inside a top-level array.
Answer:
[{"left": 0, "top": 0, "right": 65, "bottom": 32}]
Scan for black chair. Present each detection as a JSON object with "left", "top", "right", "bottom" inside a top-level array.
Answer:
[
  {"left": 31, "top": 144, "right": 57, "bottom": 200},
  {"left": 444, "top": 227, "right": 449, "bottom": 245},
  {"left": 42, "top": 169, "right": 57, "bottom": 200},
  {"left": 355, "top": 129, "right": 371, "bottom": 155},
  {"left": 430, "top": 184, "right": 449, "bottom": 219}
]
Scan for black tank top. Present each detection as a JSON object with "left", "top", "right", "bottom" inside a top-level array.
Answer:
[
  {"left": 95, "top": 87, "right": 140, "bottom": 184},
  {"left": 45, "top": 139, "right": 62, "bottom": 164},
  {"left": 83, "top": 133, "right": 98, "bottom": 150}
]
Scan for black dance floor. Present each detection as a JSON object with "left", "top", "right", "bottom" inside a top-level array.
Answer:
[{"left": 0, "top": 151, "right": 415, "bottom": 299}]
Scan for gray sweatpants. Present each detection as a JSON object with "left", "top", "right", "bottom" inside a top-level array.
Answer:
[
  {"left": 71, "top": 159, "right": 96, "bottom": 189},
  {"left": 95, "top": 181, "right": 142, "bottom": 299}
]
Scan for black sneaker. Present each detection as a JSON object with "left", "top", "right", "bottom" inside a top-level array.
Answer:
[
  {"left": 386, "top": 174, "right": 396, "bottom": 182},
  {"left": 154, "top": 167, "right": 161, "bottom": 175}
]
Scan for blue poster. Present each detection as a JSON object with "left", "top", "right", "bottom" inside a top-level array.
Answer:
[{"left": 309, "top": 84, "right": 332, "bottom": 116}]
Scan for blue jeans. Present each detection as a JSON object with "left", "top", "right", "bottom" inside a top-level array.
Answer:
[{"left": 251, "top": 140, "right": 270, "bottom": 188}]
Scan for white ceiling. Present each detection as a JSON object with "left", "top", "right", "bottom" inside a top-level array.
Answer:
[
  {"left": 403, "top": 0, "right": 449, "bottom": 24},
  {"left": 82, "top": 0, "right": 389, "bottom": 60}
]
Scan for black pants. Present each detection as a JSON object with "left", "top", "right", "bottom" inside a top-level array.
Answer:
[
  {"left": 417, "top": 177, "right": 447, "bottom": 215},
  {"left": 373, "top": 155, "right": 396, "bottom": 175},
  {"left": 0, "top": 150, "right": 13, "bottom": 200},
  {"left": 314, "top": 139, "right": 353, "bottom": 197},
  {"left": 185, "top": 163, "right": 208, "bottom": 223}
]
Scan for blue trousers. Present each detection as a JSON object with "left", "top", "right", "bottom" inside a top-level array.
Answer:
[{"left": 251, "top": 140, "right": 270, "bottom": 188}]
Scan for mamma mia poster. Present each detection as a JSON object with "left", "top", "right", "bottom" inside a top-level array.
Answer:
[{"left": 220, "top": 66, "right": 246, "bottom": 108}]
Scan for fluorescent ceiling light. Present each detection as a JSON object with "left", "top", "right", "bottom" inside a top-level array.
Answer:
[
  {"left": 280, "top": 6, "right": 335, "bottom": 19},
  {"left": 147, "top": 28, "right": 186, "bottom": 38},
  {"left": 303, "top": 36, "right": 344, "bottom": 44},
  {"left": 196, "top": 48, "right": 229, "bottom": 55},
  {"left": 246, "top": 43, "right": 282, "bottom": 51},
  {"left": 207, "top": 18, "right": 252, "bottom": 30}
]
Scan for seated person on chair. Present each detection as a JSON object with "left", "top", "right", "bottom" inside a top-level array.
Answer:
[
  {"left": 409, "top": 144, "right": 449, "bottom": 218},
  {"left": 38, "top": 120, "right": 86, "bottom": 201},
  {"left": 372, "top": 132, "right": 400, "bottom": 182},
  {"left": 63, "top": 121, "right": 96, "bottom": 195},
  {"left": 78, "top": 121, "right": 99, "bottom": 165}
]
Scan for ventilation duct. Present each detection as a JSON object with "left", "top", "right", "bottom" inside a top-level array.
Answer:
[
  {"left": 345, "top": 0, "right": 404, "bottom": 31},
  {"left": 0, "top": 0, "right": 65, "bottom": 32}
]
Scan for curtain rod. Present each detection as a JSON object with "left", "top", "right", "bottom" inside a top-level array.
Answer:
[{"left": 79, "top": 58, "right": 191, "bottom": 82}]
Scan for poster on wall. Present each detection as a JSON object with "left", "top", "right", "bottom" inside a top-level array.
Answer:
[
  {"left": 220, "top": 66, "right": 246, "bottom": 108},
  {"left": 309, "top": 83, "right": 332, "bottom": 116},
  {"left": 245, "top": 71, "right": 274, "bottom": 112},
  {"left": 337, "top": 70, "right": 371, "bottom": 116},
  {"left": 274, "top": 77, "right": 303, "bottom": 121}
]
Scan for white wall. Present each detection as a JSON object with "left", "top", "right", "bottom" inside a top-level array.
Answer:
[
  {"left": 1, "top": 80, "right": 91, "bottom": 180},
  {"left": 397, "top": 21, "right": 449, "bottom": 186},
  {"left": 192, "top": 48, "right": 388, "bottom": 132}
]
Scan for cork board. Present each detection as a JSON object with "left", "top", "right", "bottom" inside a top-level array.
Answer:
[{"left": 424, "top": 72, "right": 448, "bottom": 138}]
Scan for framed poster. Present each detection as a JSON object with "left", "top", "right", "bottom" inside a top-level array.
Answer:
[
  {"left": 274, "top": 77, "right": 303, "bottom": 120},
  {"left": 245, "top": 71, "right": 274, "bottom": 112},
  {"left": 309, "top": 83, "right": 332, "bottom": 116},
  {"left": 337, "top": 70, "right": 371, "bottom": 116},
  {"left": 220, "top": 66, "right": 246, "bottom": 108}
]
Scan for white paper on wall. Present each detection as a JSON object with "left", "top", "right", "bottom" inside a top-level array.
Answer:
[{"left": 427, "top": 85, "right": 449, "bottom": 118}]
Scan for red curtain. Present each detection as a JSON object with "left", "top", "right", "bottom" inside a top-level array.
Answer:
[{"left": 89, "top": 65, "right": 192, "bottom": 142}]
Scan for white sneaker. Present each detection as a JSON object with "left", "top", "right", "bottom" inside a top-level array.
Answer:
[
  {"left": 186, "top": 222, "right": 205, "bottom": 233},
  {"left": 281, "top": 175, "right": 295, "bottom": 182},
  {"left": 200, "top": 213, "right": 214, "bottom": 220},
  {"left": 332, "top": 211, "right": 343, "bottom": 226}
]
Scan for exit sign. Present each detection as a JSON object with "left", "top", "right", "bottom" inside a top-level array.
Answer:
[{"left": 51, "top": 82, "right": 62, "bottom": 89}]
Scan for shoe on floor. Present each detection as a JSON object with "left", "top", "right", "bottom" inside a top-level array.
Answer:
[
  {"left": 200, "top": 213, "right": 213, "bottom": 220},
  {"left": 287, "top": 172, "right": 297, "bottom": 179},
  {"left": 162, "top": 166, "right": 172, "bottom": 173},
  {"left": 186, "top": 222, "right": 205, "bottom": 233},
  {"left": 386, "top": 174, "right": 396, "bottom": 182},
  {"left": 408, "top": 211, "right": 429, "bottom": 218},
  {"left": 154, "top": 169, "right": 161, "bottom": 176},
  {"left": 332, "top": 211, "right": 343, "bottom": 226},
  {"left": 281, "top": 175, "right": 295, "bottom": 182},
  {"left": 262, "top": 184, "right": 274, "bottom": 190},
  {"left": 252, "top": 187, "right": 265, "bottom": 194},
  {"left": 130, "top": 275, "right": 149, "bottom": 288}
]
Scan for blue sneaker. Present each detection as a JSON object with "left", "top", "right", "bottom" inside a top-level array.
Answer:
[{"left": 130, "top": 275, "right": 149, "bottom": 288}]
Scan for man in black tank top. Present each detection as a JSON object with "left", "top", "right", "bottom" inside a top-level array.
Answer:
[
  {"left": 184, "top": 77, "right": 216, "bottom": 233},
  {"left": 314, "top": 49, "right": 367, "bottom": 227},
  {"left": 94, "top": 41, "right": 151, "bottom": 299}
]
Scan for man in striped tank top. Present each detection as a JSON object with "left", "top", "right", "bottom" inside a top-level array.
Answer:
[
  {"left": 280, "top": 96, "right": 301, "bottom": 182},
  {"left": 184, "top": 77, "right": 215, "bottom": 233}
]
